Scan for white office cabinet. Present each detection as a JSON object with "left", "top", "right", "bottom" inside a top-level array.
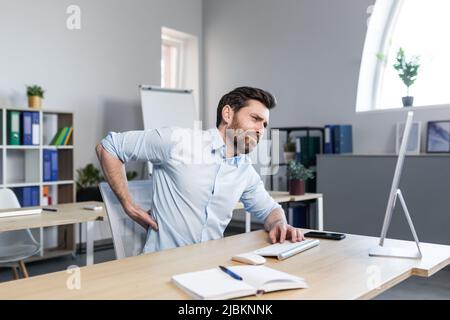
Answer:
[{"left": 0, "top": 107, "right": 76, "bottom": 261}]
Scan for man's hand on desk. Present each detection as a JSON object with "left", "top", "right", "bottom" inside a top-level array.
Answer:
[
  {"left": 124, "top": 203, "right": 158, "bottom": 231},
  {"left": 268, "top": 220, "right": 305, "bottom": 244}
]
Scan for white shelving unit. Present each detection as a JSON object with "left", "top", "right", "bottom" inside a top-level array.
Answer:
[{"left": 1, "top": 107, "right": 76, "bottom": 261}]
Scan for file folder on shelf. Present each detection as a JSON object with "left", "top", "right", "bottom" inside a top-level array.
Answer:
[
  {"left": 7, "top": 111, "right": 21, "bottom": 145},
  {"left": 324, "top": 125, "right": 335, "bottom": 154},
  {"left": 333, "top": 125, "right": 353, "bottom": 154},
  {"left": 21, "top": 111, "right": 33, "bottom": 145},
  {"left": 43, "top": 149, "right": 52, "bottom": 182},
  {"left": 50, "top": 150, "right": 59, "bottom": 181},
  {"left": 32, "top": 112, "right": 40, "bottom": 145}
]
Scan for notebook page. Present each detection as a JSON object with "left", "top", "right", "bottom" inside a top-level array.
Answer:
[
  {"left": 172, "top": 268, "right": 256, "bottom": 300},
  {"left": 228, "top": 266, "right": 308, "bottom": 293}
]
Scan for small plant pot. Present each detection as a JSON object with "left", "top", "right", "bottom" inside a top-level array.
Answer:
[
  {"left": 284, "top": 152, "right": 295, "bottom": 163},
  {"left": 28, "top": 96, "right": 42, "bottom": 109},
  {"left": 402, "top": 96, "right": 414, "bottom": 107},
  {"left": 289, "top": 179, "right": 305, "bottom": 196}
]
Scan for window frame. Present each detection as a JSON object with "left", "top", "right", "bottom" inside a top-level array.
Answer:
[
  {"left": 161, "top": 34, "right": 185, "bottom": 89},
  {"left": 357, "top": 0, "right": 404, "bottom": 112},
  {"left": 357, "top": 0, "right": 450, "bottom": 112}
]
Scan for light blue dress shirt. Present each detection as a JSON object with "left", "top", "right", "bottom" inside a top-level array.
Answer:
[{"left": 101, "top": 127, "right": 281, "bottom": 253}]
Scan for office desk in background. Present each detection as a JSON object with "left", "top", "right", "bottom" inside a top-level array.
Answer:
[
  {"left": 236, "top": 192, "right": 323, "bottom": 232},
  {"left": 0, "top": 229, "right": 448, "bottom": 300},
  {"left": 0, "top": 193, "right": 320, "bottom": 267},
  {"left": 0, "top": 202, "right": 105, "bottom": 266}
]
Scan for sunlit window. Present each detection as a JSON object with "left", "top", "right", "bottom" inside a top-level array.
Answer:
[
  {"left": 161, "top": 34, "right": 183, "bottom": 89},
  {"left": 357, "top": 0, "right": 450, "bottom": 111}
]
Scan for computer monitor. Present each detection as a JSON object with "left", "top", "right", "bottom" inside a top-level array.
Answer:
[{"left": 369, "top": 111, "right": 422, "bottom": 259}]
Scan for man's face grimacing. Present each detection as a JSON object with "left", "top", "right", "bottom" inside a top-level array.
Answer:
[{"left": 225, "top": 99, "right": 270, "bottom": 156}]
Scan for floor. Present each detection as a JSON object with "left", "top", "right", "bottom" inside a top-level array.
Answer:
[{"left": 1, "top": 228, "right": 449, "bottom": 299}]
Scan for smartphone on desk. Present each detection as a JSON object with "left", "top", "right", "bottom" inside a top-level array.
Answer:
[{"left": 304, "top": 231, "right": 346, "bottom": 240}]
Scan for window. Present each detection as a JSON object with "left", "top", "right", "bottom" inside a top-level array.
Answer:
[
  {"left": 357, "top": 0, "right": 450, "bottom": 111},
  {"left": 161, "top": 33, "right": 184, "bottom": 89},
  {"left": 160, "top": 27, "right": 200, "bottom": 118}
]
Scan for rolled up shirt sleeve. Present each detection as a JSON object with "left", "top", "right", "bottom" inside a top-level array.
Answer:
[
  {"left": 101, "top": 127, "right": 173, "bottom": 164},
  {"left": 240, "top": 166, "right": 282, "bottom": 222}
]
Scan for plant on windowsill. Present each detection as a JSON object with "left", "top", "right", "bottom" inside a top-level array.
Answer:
[
  {"left": 287, "top": 160, "right": 314, "bottom": 196},
  {"left": 393, "top": 48, "right": 420, "bottom": 107},
  {"left": 26, "top": 85, "right": 45, "bottom": 109},
  {"left": 76, "top": 163, "right": 138, "bottom": 202},
  {"left": 283, "top": 138, "right": 296, "bottom": 163}
]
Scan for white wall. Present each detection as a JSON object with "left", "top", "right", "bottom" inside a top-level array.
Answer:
[
  {"left": 0, "top": 0, "right": 203, "bottom": 243},
  {"left": 0, "top": 0, "right": 203, "bottom": 173},
  {"left": 203, "top": 0, "right": 450, "bottom": 154}
]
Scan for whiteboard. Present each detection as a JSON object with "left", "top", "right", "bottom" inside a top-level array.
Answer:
[
  {"left": 139, "top": 86, "right": 198, "bottom": 175},
  {"left": 140, "top": 85, "right": 198, "bottom": 130}
]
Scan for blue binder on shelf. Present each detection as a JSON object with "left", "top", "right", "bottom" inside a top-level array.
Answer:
[
  {"left": 31, "top": 186, "right": 40, "bottom": 206},
  {"left": 324, "top": 125, "right": 336, "bottom": 154},
  {"left": 13, "top": 188, "right": 24, "bottom": 207},
  {"left": 13, "top": 186, "right": 39, "bottom": 207},
  {"left": 25, "top": 187, "right": 32, "bottom": 207},
  {"left": 43, "top": 149, "right": 59, "bottom": 181},
  {"left": 50, "top": 150, "right": 59, "bottom": 181},
  {"left": 31, "top": 112, "right": 40, "bottom": 145},
  {"left": 43, "top": 149, "right": 52, "bottom": 182},
  {"left": 333, "top": 125, "right": 353, "bottom": 154},
  {"left": 21, "top": 112, "right": 33, "bottom": 145},
  {"left": 292, "top": 207, "right": 308, "bottom": 228},
  {"left": 14, "top": 187, "right": 32, "bottom": 207}
]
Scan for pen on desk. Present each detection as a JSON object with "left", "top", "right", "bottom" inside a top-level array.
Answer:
[
  {"left": 219, "top": 266, "right": 243, "bottom": 281},
  {"left": 42, "top": 208, "right": 58, "bottom": 212}
]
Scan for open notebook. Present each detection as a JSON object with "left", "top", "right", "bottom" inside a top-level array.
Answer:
[{"left": 172, "top": 265, "right": 308, "bottom": 300}]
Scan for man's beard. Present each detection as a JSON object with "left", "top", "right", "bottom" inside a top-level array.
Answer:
[{"left": 226, "top": 119, "right": 259, "bottom": 156}]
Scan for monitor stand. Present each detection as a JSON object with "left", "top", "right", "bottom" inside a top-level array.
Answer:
[{"left": 369, "top": 189, "right": 422, "bottom": 259}]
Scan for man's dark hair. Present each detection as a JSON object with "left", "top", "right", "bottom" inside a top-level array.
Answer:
[{"left": 216, "top": 87, "right": 276, "bottom": 128}]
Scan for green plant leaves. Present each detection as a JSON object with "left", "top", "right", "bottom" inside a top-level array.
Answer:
[
  {"left": 286, "top": 160, "right": 314, "bottom": 181},
  {"left": 26, "top": 85, "right": 45, "bottom": 98},
  {"left": 393, "top": 48, "right": 420, "bottom": 93},
  {"left": 76, "top": 164, "right": 103, "bottom": 191},
  {"left": 75, "top": 163, "right": 139, "bottom": 191}
]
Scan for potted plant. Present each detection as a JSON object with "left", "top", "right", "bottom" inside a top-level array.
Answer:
[
  {"left": 287, "top": 160, "right": 314, "bottom": 196},
  {"left": 76, "top": 163, "right": 138, "bottom": 202},
  {"left": 393, "top": 48, "right": 420, "bottom": 107},
  {"left": 76, "top": 164, "right": 104, "bottom": 202},
  {"left": 26, "top": 85, "right": 45, "bottom": 109},
  {"left": 283, "top": 138, "right": 296, "bottom": 163}
]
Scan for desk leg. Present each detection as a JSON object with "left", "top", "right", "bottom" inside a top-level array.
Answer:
[
  {"left": 318, "top": 196, "right": 324, "bottom": 231},
  {"left": 245, "top": 212, "right": 251, "bottom": 233},
  {"left": 84, "top": 221, "right": 95, "bottom": 266}
]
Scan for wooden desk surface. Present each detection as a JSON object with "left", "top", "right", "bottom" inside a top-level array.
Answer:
[
  {"left": 0, "top": 202, "right": 105, "bottom": 232},
  {"left": 235, "top": 192, "right": 322, "bottom": 210},
  {"left": 0, "top": 192, "right": 317, "bottom": 232},
  {"left": 0, "top": 229, "right": 448, "bottom": 300}
]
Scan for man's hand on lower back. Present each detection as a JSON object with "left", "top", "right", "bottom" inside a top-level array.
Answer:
[{"left": 124, "top": 203, "right": 158, "bottom": 231}]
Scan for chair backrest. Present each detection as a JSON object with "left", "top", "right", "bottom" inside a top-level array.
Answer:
[
  {"left": 99, "top": 180, "right": 153, "bottom": 260},
  {"left": 0, "top": 189, "right": 21, "bottom": 209},
  {"left": 0, "top": 188, "right": 39, "bottom": 247}
]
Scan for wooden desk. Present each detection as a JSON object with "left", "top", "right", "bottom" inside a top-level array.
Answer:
[
  {"left": 0, "top": 202, "right": 105, "bottom": 266},
  {"left": 236, "top": 192, "right": 323, "bottom": 232},
  {"left": 0, "top": 229, "right": 448, "bottom": 299}
]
